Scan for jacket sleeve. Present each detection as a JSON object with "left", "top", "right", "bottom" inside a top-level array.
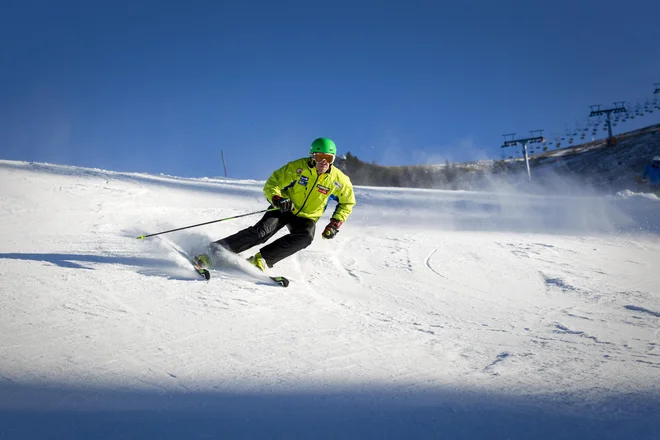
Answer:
[
  {"left": 263, "top": 161, "right": 294, "bottom": 203},
  {"left": 331, "top": 178, "right": 356, "bottom": 223}
]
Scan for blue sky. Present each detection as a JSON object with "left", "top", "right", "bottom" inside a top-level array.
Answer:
[{"left": 1, "top": 0, "right": 659, "bottom": 179}]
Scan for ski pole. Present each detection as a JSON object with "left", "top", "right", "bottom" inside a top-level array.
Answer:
[{"left": 136, "top": 208, "right": 276, "bottom": 240}]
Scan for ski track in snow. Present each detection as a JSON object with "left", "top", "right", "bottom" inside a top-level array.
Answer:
[{"left": 1, "top": 160, "right": 660, "bottom": 438}]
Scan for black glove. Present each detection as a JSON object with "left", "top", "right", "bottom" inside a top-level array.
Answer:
[
  {"left": 272, "top": 195, "right": 293, "bottom": 213},
  {"left": 322, "top": 218, "right": 343, "bottom": 239}
]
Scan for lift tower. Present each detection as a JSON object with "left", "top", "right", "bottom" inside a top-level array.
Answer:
[
  {"left": 501, "top": 130, "right": 544, "bottom": 181},
  {"left": 588, "top": 102, "right": 627, "bottom": 146}
]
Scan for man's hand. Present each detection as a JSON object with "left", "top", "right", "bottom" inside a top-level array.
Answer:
[
  {"left": 272, "top": 195, "right": 293, "bottom": 213},
  {"left": 322, "top": 219, "right": 343, "bottom": 239}
]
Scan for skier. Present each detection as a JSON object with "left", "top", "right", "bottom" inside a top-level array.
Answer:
[
  {"left": 194, "top": 137, "right": 356, "bottom": 271},
  {"left": 639, "top": 155, "right": 660, "bottom": 195}
]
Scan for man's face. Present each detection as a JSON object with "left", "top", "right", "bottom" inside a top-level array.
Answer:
[
  {"left": 312, "top": 153, "right": 334, "bottom": 174},
  {"left": 315, "top": 159, "right": 331, "bottom": 174}
]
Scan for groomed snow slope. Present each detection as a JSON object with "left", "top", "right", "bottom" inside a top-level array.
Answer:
[{"left": 1, "top": 160, "right": 659, "bottom": 439}]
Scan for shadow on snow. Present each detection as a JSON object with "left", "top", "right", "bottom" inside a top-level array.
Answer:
[
  {"left": 0, "top": 381, "right": 659, "bottom": 440},
  {"left": 0, "top": 252, "right": 199, "bottom": 281},
  {"left": 0, "top": 252, "right": 275, "bottom": 285}
]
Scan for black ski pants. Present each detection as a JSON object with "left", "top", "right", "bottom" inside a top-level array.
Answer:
[{"left": 213, "top": 209, "right": 316, "bottom": 267}]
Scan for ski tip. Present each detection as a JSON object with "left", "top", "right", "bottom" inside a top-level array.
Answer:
[{"left": 271, "top": 276, "right": 290, "bottom": 287}]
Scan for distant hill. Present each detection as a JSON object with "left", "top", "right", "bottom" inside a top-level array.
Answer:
[
  {"left": 526, "top": 123, "right": 660, "bottom": 192},
  {"left": 337, "top": 123, "right": 660, "bottom": 194}
]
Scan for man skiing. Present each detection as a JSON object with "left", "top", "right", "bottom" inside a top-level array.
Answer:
[
  {"left": 194, "top": 137, "right": 356, "bottom": 271},
  {"left": 639, "top": 155, "right": 660, "bottom": 195}
]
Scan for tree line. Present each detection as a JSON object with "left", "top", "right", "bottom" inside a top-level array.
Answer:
[{"left": 335, "top": 152, "right": 523, "bottom": 190}]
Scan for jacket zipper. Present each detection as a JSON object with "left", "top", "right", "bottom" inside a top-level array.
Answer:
[{"left": 295, "top": 168, "right": 320, "bottom": 216}]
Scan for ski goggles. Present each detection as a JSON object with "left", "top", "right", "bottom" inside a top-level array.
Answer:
[{"left": 312, "top": 153, "right": 335, "bottom": 164}]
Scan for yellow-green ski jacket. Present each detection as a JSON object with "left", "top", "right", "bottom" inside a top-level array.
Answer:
[{"left": 263, "top": 157, "right": 356, "bottom": 223}]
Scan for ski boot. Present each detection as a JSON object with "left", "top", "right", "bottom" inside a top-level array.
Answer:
[
  {"left": 193, "top": 254, "right": 212, "bottom": 269},
  {"left": 247, "top": 252, "right": 267, "bottom": 272}
]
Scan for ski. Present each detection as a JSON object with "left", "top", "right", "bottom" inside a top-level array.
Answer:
[
  {"left": 158, "top": 237, "right": 288, "bottom": 286},
  {"left": 270, "top": 276, "right": 290, "bottom": 287},
  {"left": 191, "top": 259, "right": 211, "bottom": 280},
  {"left": 197, "top": 266, "right": 288, "bottom": 287}
]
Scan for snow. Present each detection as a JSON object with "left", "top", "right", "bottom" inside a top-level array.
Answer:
[{"left": 1, "top": 159, "right": 659, "bottom": 439}]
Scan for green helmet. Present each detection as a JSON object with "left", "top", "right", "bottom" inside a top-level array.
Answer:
[{"left": 310, "top": 137, "right": 337, "bottom": 155}]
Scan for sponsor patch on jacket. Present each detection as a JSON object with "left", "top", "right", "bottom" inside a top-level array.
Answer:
[
  {"left": 334, "top": 181, "right": 342, "bottom": 189},
  {"left": 298, "top": 176, "right": 309, "bottom": 186},
  {"left": 296, "top": 168, "right": 303, "bottom": 174},
  {"left": 317, "top": 184, "right": 330, "bottom": 194}
]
